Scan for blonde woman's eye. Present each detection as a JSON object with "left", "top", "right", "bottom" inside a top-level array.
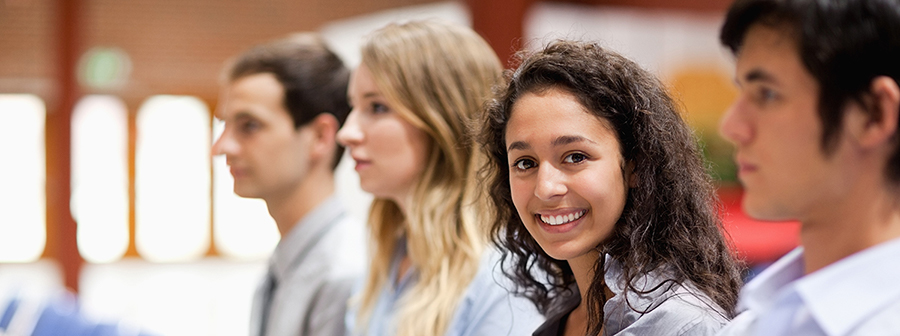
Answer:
[
  {"left": 372, "top": 102, "right": 389, "bottom": 114},
  {"left": 513, "top": 158, "right": 536, "bottom": 171},
  {"left": 564, "top": 153, "right": 587, "bottom": 164}
]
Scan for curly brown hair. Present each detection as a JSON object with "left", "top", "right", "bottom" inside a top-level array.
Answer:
[{"left": 478, "top": 40, "right": 742, "bottom": 335}]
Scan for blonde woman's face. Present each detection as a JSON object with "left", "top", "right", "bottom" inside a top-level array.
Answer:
[
  {"left": 505, "top": 88, "right": 630, "bottom": 266},
  {"left": 337, "top": 65, "right": 430, "bottom": 204}
]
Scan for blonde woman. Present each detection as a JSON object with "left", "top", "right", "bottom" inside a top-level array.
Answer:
[{"left": 336, "top": 21, "right": 544, "bottom": 336}]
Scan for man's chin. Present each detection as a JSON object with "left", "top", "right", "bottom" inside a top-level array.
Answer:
[
  {"left": 232, "top": 186, "right": 260, "bottom": 199},
  {"left": 742, "top": 196, "right": 794, "bottom": 222}
]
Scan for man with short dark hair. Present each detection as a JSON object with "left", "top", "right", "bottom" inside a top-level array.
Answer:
[
  {"left": 717, "top": 0, "right": 900, "bottom": 335},
  {"left": 212, "top": 33, "right": 364, "bottom": 336}
]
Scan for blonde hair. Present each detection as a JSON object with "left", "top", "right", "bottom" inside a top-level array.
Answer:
[{"left": 353, "top": 20, "right": 502, "bottom": 336}]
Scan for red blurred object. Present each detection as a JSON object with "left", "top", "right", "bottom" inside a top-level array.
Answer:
[{"left": 717, "top": 186, "right": 801, "bottom": 265}]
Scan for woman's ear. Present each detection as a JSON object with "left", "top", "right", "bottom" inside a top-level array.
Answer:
[{"left": 625, "top": 161, "right": 637, "bottom": 188}]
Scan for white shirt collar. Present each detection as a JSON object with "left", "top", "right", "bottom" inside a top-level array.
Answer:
[
  {"left": 737, "top": 247, "right": 805, "bottom": 313},
  {"left": 739, "top": 237, "right": 900, "bottom": 336}
]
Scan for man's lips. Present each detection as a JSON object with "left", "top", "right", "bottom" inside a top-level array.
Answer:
[
  {"left": 229, "top": 166, "right": 247, "bottom": 178},
  {"left": 733, "top": 152, "right": 758, "bottom": 174},
  {"left": 735, "top": 157, "right": 758, "bottom": 174}
]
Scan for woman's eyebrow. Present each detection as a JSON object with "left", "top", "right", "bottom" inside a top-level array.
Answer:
[
  {"left": 508, "top": 135, "right": 596, "bottom": 152},
  {"left": 507, "top": 141, "right": 529, "bottom": 152},
  {"left": 552, "top": 135, "right": 593, "bottom": 147}
]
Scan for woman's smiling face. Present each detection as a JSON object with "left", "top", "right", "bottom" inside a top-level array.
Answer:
[{"left": 505, "top": 88, "right": 631, "bottom": 264}]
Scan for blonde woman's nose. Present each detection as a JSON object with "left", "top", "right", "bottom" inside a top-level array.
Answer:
[{"left": 337, "top": 109, "right": 364, "bottom": 147}]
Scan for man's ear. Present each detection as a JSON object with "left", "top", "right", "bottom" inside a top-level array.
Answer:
[
  {"left": 852, "top": 76, "right": 900, "bottom": 149},
  {"left": 309, "top": 113, "right": 339, "bottom": 161}
]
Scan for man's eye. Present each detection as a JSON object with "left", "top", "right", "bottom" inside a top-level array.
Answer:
[
  {"left": 241, "top": 120, "right": 261, "bottom": 133},
  {"left": 513, "top": 158, "right": 536, "bottom": 171},
  {"left": 564, "top": 153, "right": 587, "bottom": 164},
  {"left": 758, "top": 88, "right": 779, "bottom": 103}
]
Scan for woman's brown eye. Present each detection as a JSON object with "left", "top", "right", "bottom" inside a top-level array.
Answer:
[
  {"left": 564, "top": 153, "right": 586, "bottom": 163},
  {"left": 514, "top": 159, "right": 536, "bottom": 170}
]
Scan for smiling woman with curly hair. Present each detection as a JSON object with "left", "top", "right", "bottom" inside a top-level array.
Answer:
[{"left": 478, "top": 40, "right": 743, "bottom": 336}]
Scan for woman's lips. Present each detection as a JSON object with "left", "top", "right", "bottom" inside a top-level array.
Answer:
[
  {"left": 353, "top": 159, "right": 372, "bottom": 171},
  {"left": 534, "top": 209, "right": 587, "bottom": 234}
]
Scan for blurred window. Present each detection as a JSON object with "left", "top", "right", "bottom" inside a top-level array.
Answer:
[
  {"left": 135, "top": 95, "right": 210, "bottom": 262},
  {"left": 71, "top": 95, "right": 130, "bottom": 263},
  {"left": 0, "top": 94, "right": 47, "bottom": 262}
]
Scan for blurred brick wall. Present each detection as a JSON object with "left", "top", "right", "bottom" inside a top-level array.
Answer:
[
  {"left": 0, "top": 0, "right": 56, "bottom": 97},
  {"left": 0, "top": 0, "right": 442, "bottom": 103}
]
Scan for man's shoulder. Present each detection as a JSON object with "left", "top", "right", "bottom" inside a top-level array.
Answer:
[
  {"left": 716, "top": 301, "right": 900, "bottom": 336},
  {"left": 309, "top": 215, "right": 367, "bottom": 279},
  {"left": 850, "top": 299, "right": 900, "bottom": 335}
]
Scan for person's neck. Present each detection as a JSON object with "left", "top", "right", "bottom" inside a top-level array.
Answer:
[
  {"left": 569, "top": 253, "right": 599, "bottom": 304},
  {"left": 800, "top": 177, "right": 900, "bottom": 275},
  {"left": 265, "top": 168, "right": 335, "bottom": 236},
  {"left": 565, "top": 252, "right": 603, "bottom": 336}
]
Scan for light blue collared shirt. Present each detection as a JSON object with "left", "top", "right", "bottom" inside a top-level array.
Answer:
[
  {"left": 718, "top": 236, "right": 900, "bottom": 336},
  {"left": 346, "top": 244, "right": 544, "bottom": 336}
]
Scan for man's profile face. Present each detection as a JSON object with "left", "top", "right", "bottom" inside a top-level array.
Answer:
[
  {"left": 719, "top": 24, "right": 850, "bottom": 223},
  {"left": 212, "top": 72, "right": 314, "bottom": 200}
]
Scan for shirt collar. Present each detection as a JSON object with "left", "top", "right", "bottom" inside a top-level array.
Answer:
[
  {"left": 388, "top": 238, "right": 415, "bottom": 292},
  {"left": 269, "top": 194, "right": 345, "bottom": 282},
  {"left": 603, "top": 254, "right": 673, "bottom": 296},
  {"left": 794, "top": 236, "right": 900, "bottom": 335},
  {"left": 604, "top": 254, "right": 626, "bottom": 295},
  {"left": 737, "top": 247, "right": 805, "bottom": 314},
  {"left": 738, "top": 237, "right": 900, "bottom": 336}
]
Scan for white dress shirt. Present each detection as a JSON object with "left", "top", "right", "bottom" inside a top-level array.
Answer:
[{"left": 718, "top": 236, "right": 900, "bottom": 336}]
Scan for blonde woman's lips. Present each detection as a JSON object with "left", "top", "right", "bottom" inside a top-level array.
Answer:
[{"left": 353, "top": 158, "right": 372, "bottom": 171}]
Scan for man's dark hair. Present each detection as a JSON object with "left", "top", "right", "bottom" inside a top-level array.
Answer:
[
  {"left": 225, "top": 33, "right": 351, "bottom": 170},
  {"left": 721, "top": 0, "right": 900, "bottom": 182}
]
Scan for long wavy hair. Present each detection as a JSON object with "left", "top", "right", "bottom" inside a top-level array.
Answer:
[
  {"left": 479, "top": 40, "right": 742, "bottom": 335},
  {"left": 353, "top": 21, "right": 502, "bottom": 336}
]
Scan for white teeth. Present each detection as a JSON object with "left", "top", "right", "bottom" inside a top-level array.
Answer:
[{"left": 539, "top": 210, "right": 586, "bottom": 226}]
